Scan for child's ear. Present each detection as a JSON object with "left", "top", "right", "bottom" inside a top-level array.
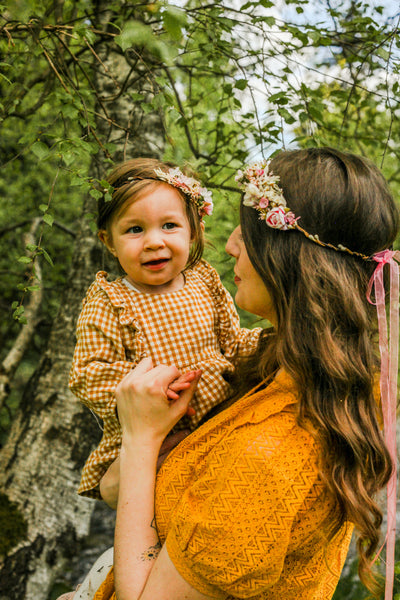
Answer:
[
  {"left": 200, "top": 220, "right": 205, "bottom": 232},
  {"left": 98, "top": 230, "right": 117, "bottom": 257}
]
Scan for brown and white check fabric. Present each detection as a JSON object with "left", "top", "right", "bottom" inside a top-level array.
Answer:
[{"left": 69, "top": 260, "right": 261, "bottom": 498}]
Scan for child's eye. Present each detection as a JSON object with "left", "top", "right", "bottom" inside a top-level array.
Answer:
[
  {"left": 163, "top": 222, "right": 178, "bottom": 230},
  {"left": 127, "top": 225, "right": 142, "bottom": 234}
]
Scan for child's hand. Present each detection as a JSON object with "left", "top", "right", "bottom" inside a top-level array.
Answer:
[
  {"left": 166, "top": 372, "right": 199, "bottom": 417},
  {"left": 166, "top": 372, "right": 194, "bottom": 399}
]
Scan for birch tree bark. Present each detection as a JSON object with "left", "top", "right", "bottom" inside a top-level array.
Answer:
[{"left": 0, "top": 4, "right": 164, "bottom": 598}]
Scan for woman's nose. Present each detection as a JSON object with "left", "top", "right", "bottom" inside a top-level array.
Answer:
[{"left": 225, "top": 227, "right": 239, "bottom": 257}]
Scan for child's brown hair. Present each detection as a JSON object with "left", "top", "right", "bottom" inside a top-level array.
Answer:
[{"left": 98, "top": 158, "right": 205, "bottom": 270}]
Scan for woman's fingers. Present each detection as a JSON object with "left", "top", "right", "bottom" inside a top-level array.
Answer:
[
  {"left": 131, "top": 356, "right": 153, "bottom": 374},
  {"left": 116, "top": 362, "right": 201, "bottom": 442}
]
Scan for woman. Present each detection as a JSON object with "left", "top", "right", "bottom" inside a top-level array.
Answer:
[{"left": 74, "top": 148, "right": 399, "bottom": 600}]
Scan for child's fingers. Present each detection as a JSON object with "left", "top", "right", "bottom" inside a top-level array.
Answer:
[
  {"left": 168, "top": 371, "right": 198, "bottom": 393},
  {"left": 171, "top": 370, "right": 201, "bottom": 415},
  {"left": 166, "top": 389, "right": 180, "bottom": 400}
]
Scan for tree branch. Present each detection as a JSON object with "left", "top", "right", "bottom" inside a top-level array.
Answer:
[{"left": 0, "top": 218, "right": 43, "bottom": 411}]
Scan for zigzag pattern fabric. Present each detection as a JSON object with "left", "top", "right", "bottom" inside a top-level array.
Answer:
[
  {"left": 155, "top": 371, "right": 353, "bottom": 599},
  {"left": 93, "top": 371, "right": 353, "bottom": 599}
]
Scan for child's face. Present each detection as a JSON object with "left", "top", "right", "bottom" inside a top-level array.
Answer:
[{"left": 101, "top": 183, "right": 192, "bottom": 294}]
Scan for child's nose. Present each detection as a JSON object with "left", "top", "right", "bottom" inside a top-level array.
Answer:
[{"left": 144, "top": 229, "right": 166, "bottom": 249}]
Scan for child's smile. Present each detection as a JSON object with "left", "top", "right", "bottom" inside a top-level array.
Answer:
[{"left": 100, "top": 183, "right": 192, "bottom": 294}]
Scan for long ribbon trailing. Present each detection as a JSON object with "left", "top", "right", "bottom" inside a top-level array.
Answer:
[{"left": 367, "top": 249, "right": 400, "bottom": 600}]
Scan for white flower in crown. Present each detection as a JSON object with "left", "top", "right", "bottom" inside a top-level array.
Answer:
[
  {"left": 154, "top": 167, "right": 213, "bottom": 217},
  {"left": 236, "top": 160, "right": 298, "bottom": 229}
]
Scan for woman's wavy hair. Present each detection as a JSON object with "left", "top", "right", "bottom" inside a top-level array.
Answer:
[
  {"left": 240, "top": 147, "right": 399, "bottom": 595},
  {"left": 97, "top": 158, "right": 204, "bottom": 270}
]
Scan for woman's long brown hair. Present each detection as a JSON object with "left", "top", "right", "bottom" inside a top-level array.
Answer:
[{"left": 239, "top": 147, "right": 399, "bottom": 595}]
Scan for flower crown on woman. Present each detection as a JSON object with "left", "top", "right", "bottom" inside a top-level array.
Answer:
[{"left": 236, "top": 160, "right": 373, "bottom": 260}]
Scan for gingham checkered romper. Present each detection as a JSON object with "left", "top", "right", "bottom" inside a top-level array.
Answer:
[{"left": 69, "top": 260, "right": 261, "bottom": 497}]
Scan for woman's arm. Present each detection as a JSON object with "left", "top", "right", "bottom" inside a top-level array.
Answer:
[
  {"left": 100, "top": 431, "right": 191, "bottom": 510},
  {"left": 113, "top": 359, "right": 216, "bottom": 600}
]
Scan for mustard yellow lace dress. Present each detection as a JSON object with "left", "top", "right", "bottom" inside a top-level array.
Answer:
[{"left": 94, "top": 371, "right": 353, "bottom": 599}]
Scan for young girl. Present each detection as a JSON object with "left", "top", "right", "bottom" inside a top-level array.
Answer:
[{"left": 69, "top": 158, "right": 261, "bottom": 499}]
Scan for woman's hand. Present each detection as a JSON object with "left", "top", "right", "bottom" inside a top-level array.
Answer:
[{"left": 115, "top": 358, "right": 200, "bottom": 445}]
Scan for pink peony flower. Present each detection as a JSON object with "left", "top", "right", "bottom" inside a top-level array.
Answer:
[
  {"left": 258, "top": 197, "right": 269, "bottom": 209},
  {"left": 265, "top": 206, "right": 288, "bottom": 229}
]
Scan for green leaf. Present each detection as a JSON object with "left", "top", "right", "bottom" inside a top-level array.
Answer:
[
  {"left": 90, "top": 189, "right": 103, "bottom": 200},
  {"left": 115, "top": 21, "right": 154, "bottom": 52},
  {"left": 278, "top": 107, "right": 295, "bottom": 124},
  {"left": 31, "top": 141, "right": 50, "bottom": 160},
  {"left": 62, "top": 151, "right": 75, "bottom": 166},
  {"left": 235, "top": 79, "right": 248, "bottom": 90},
  {"left": 61, "top": 104, "right": 79, "bottom": 119},
  {"left": 41, "top": 248, "right": 54, "bottom": 266},
  {"left": 308, "top": 31, "right": 321, "bottom": 44},
  {"left": 268, "top": 92, "right": 288, "bottom": 105},
  {"left": 43, "top": 213, "right": 54, "bottom": 227},
  {"left": 0, "top": 71, "right": 12, "bottom": 85},
  {"left": 13, "top": 305, "right": 25, "bottom": 317},
  {"left": 163, "top": 5, "right": 187, "bottom": 41},
  {"left": 39, "top": 204, "right": 48, "bottom": 213},
  {"left": 130, "top": 93, "right": 145, "bottom": 102},
  {"left": 18, "top": 256, "right": 33, "bottom": 264},
  {"left": 84, "top": 29, "right": 97, "bottom": 46},
  {"left": 26, "top": 244, "right": 38, "bottom": 252}
]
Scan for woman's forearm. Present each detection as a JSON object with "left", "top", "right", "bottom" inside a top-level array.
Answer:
[{"left": 114, "top": 435, "right": 162, "bottom": 600}]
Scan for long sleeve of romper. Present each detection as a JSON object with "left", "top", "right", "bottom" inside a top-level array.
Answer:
[
  {"left": 69, "top": 289, "right": 136, "bottom": 419},
  {"left": 69, "top": 279, "right": 139, "bottom": 497}
]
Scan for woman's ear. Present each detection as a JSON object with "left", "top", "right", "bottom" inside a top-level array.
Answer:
[{"left": 98, "top": 230, "right": 117, "bottom": 256}]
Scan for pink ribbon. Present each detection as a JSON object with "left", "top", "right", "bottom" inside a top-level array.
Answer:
[{"left": 367, "top": 249, "right": 400, "bottom": 600}]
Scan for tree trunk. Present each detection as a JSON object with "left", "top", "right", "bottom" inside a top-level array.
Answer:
[{"left": 0, "top": 6, "right": 165, "bottom": 598}]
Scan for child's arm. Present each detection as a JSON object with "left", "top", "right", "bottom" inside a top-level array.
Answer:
[{"left": 69, "top": 293, "right": 136, "bottom": 420}]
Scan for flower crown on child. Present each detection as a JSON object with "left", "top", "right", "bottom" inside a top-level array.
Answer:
[
  {"left": 117, "top": 166, "right": 213, "bottom": 219},
  {"left": 154, "top": 167, "right": 213, "bottom": 218},
  {"left": 236, "top": 159, "right": 399, "bottom": 600}
]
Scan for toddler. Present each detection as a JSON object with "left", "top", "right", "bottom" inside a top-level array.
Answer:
[{"left": 69, "top": 158, "right": 261, "bottom": 499}]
